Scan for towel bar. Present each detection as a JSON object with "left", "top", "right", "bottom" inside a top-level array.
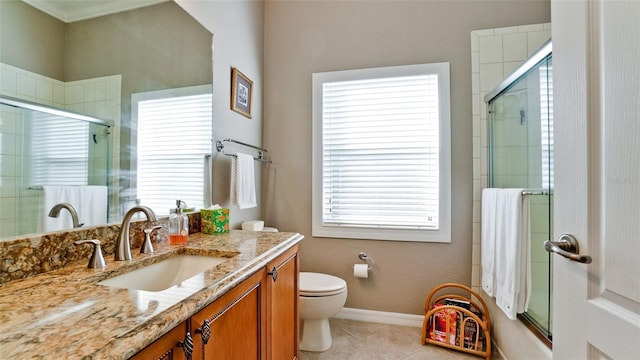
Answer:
[
  {"left": 521, "top": 190, "right": 549, "bottom": 196},
  {"left": 215, "top": 138, "right": 272, "bottom": 163}
]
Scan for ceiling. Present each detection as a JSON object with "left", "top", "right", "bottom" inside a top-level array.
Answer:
[{"left": 22, "top": 0, "right": 169, "bottom": 23}]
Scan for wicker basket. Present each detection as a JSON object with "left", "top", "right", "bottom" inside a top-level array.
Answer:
[{"left": 421, "top": 283, "right": 491, "bottom": 360}]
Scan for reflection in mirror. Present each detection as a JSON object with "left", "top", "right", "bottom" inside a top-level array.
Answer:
[
  {"left": 0, "top": 96, "right": 111, "bottom": 237},
  {"left": 0, "top": 0, "right": 213, "bottom": 240},
  {"left": 132, "top": 85, "right": 213, "bottom": 216}
]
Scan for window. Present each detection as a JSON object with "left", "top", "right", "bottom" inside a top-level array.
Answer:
[
  {"left": 134, "top": 85, "right": 212, "bottom": 216},
  {"left": 312, "top": 63, "right": 451, "bottom": 242}
]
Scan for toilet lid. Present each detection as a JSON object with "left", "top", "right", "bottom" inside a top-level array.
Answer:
[{"left": 299, "top": 272, "right": 346, "bottom": 296}]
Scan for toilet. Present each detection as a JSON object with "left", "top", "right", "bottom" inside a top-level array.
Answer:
[{"left": 299, "top": 272, "right": 348, "bottom": 352}]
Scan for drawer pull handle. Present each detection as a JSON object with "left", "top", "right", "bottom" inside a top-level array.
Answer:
[
  {"left": 177, "top": 332, "right": 194, "bottom": 360},
  {"left": 268, "top": 267, "right": 278, "bottom": 281},
  {"left": 196, "top": 319, "right": 212, "bottom": 344}
]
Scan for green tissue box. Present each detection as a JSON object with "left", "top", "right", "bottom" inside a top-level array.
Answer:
[{"left": 201, "top": 208, "right": 229, "bottom": 234}]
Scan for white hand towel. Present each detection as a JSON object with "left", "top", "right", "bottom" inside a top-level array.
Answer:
[
  {"left": 40, "top": 186, "right": 81, "bottom": 232},
  {"left": 230, "top": 153, "right": 257, "bottom": 209},
  {"left": 481, "top": 188, "right": 500, "bottom": 297},
  {"left": 494, "top": 188, "right": 531, "bottom": 320},
  {"left": 204, "top": 154, "right": 213, "bottom": 209},
  {"left": 78, "top": 185, "right": 108, "bottom": 226}
]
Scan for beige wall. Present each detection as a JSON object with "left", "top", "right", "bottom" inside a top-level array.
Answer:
[
  {"left": 263, "top": 0, "right": 550, "bottom": 315},
  {"left": 0, "top": 0, "right": 65, "bottom": 80},
  {"left": 176, "top": 0, "right": 265, "bottom": 228},
  {"left": 65, "top": 2, "right": 212, "bottom": 93}
]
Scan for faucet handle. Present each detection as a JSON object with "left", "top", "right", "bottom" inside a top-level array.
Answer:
[
  {"left": 74, "top": 239, "right": 106, "bottom": 268},
  {"left": 141, "top": 225, "right": 162, "bottom": 254}
]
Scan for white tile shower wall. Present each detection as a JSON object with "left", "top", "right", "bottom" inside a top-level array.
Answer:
[
  {"left": 0, "top": 63, "right": 121, "bottom": 237},
  {"left": 528, "top": 194, "right": 553, "bottom": 327},
  {"left": 65, "top": 75, "right": 122, "bottom": 221},
  {"left": 489, "top": 75, "right": 544, "bottom": 190},
  {"left": 0, "top": 104, "right": 19, "bottom": 237},
  {"left": 1, "top": 63, "right": 66, "bottom": 107}
]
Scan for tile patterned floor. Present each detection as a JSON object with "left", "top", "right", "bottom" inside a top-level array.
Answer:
[{"left": 300, "top": 318, "right": 485, "bottom": 360}]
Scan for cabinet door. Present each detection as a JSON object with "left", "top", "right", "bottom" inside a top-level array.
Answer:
[
  {"left": 191, "top": 269, "right": 267, "bottom": 360},
  {"left": 131, "top": 321, "right": 190, "bottom": 360},
  {"left": 266, "top": 245, "right": 299, "bottom": 360}
]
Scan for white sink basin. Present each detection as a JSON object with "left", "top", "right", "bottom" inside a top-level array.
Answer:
[{"left": 98, "top": 255, "right": 228, "bottom": 292}]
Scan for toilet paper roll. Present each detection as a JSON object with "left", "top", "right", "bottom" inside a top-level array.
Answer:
[{"left": 353, "top": 263, "right": 369, "bottom": 278}]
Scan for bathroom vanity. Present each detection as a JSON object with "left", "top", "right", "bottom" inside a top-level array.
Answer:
[
  {"left": 132, "top": 245, "right": 300, "bottom": 359},
  {"left": 0, "top": 230, "right": 302, "bottom": 359}
]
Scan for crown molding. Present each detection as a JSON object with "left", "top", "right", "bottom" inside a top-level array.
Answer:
[{"left": 22, "top": 0, "right": 168, "bottom": 23}]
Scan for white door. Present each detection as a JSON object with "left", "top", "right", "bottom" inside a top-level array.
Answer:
[{"left": 551, "top": 0, "right": 640, "bottom": 359}]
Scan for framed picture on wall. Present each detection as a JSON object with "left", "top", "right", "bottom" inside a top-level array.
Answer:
[{"left": 231, "top": 67, "right": 253, "bottom": 118}]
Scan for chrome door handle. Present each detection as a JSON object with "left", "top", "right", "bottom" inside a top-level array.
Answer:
[{"left": 544, "top": 234, "right": 592, "bottom": 264}]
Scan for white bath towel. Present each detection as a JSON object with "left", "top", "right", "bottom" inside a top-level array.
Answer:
[
  {"left": 230, "top": 153, "right": 257, "bottom": 209},
  {"left": 495, "top": 188, "right": 531, "bottom": 320},
  {"left": 40, "top": 186, "right": 81, "bottom": 232},
  {"left": 78, "top": 185, "right": 108, "bottom": 226},
  {"left": 481, "top": 188, "right": 531, "bottom": 320},
  {"left": 481, "top": 188, "right": 500, "bottom": 297}
]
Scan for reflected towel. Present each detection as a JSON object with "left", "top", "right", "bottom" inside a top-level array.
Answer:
[
  {"left": 78, "top": 185, "right": 108, "bottom": 226},
  {"left": 230, "top": 153, "right": 257, "bottom": 209},
  {"left": 40, "top": 186, "right": 81, "bottom": 232}
]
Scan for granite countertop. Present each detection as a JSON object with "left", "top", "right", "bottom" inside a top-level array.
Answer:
[{"left": 0, "top": 230, "right": 303, "bottom": 359}]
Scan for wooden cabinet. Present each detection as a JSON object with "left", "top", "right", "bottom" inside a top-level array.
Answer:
[
  {"left": 191, "top": 269, "right": 267, "bottom": 359},
  {"left": 266, "top": 245, "right": 299, "bottom": 360},
  {"left": 130, "top": 321, "right": 190, "bottom": 360},
  {"left": 130, "top": 244, "right": 300, "bottom": 360}
]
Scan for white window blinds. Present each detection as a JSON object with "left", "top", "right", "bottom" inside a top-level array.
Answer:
[
  {"left": 540, "top": 60, "right": 554, "bottom": 191},
  {"left": 312, "top": 63, "right": 451, "bottom": 242},
  {"left": 135, "top": 87, "right": 212, "bottom": 215},
  {"left": 31, "top": 112, "right": 89, "bottom": 186}
]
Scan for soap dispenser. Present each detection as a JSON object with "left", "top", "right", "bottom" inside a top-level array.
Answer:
[{"left": 169, "top": 200, "right": 189, "bottom": 244}]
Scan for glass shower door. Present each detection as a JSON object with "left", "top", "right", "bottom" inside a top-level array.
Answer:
[{"left": 487, "top": 54, "right": 554, "bottom": 342}]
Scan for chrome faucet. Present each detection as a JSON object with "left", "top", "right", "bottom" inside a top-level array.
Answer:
[
  {"left": 48, "top": 202, "right": 84, "bottom": 228},
  {"left": 115, "top": 205, "right": 157, "bottom": 261}
]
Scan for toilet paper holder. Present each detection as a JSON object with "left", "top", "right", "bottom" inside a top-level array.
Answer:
[{"left": 357, "top": 251, "right": 375, "bottom": 270}]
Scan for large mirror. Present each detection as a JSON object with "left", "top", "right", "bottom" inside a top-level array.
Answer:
[{"left": 0, "top": 0, "right": 213, "bottom": 240}]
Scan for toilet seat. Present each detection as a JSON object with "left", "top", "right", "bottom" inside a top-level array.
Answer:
[{"left": 300, "top": 272, "right": 347, "bottom": 297}]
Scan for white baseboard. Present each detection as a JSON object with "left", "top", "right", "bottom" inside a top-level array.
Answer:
[{"left": 332, "top": 307, "right": 424, "bottom": 328}]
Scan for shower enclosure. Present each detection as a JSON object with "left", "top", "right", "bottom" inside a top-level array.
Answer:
[
  {"left": 0, "top": 96, "right": 111, "bottom": 238},
  {"left": 484, "top": 41, "right": 553, "bottom": 343}
]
